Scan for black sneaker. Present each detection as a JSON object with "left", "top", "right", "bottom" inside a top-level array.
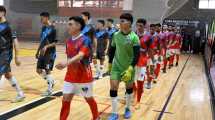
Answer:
[{"left": 176, "top": 62, "right": 178, "bottom": 66}]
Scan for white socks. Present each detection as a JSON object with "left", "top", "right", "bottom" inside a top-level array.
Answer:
[
  {"left": 46, "top": 74, "right": 54, "bottom": 92},
  {"left": 8, "top": 76, "right": 23, "bottom": 96},
  {"left": 111, "top": 97, "right": 118, "bottom": 114},
  {"left": 125, "top": 93, "right": 132, "bottom": 109}
]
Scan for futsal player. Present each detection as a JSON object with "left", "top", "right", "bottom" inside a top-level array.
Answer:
[
  {"left": 108, "top": 13, "right": 140, "bottom": 120},
  {"left": 35, "top": 12, "right": 57, "bottom": 96},
  {"left": 0, "top": 6, "right": 25, "bottom": 102},
  {"left": 56, "top": 16, "right": 99, "bottom": 120}
]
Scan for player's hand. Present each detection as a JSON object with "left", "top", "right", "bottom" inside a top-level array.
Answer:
[
  {"left": 121, "top": 66, "right": 134, "bottom": 83},
  {"left": 55, "top": 61, "right": 67, "bottom": 70},
  {"left": 35, "top": 52, "right": 39, "bottom": 59},
  {"left": 40, "top": 46, "right": 47, "bottom": 56},
  {"left": 15, "top": 57, "right": 21, "bottom": 66}
]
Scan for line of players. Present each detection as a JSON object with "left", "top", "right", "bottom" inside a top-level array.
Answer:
[{"left": 0, "top": 5, "right": 183, "bottom": 120}]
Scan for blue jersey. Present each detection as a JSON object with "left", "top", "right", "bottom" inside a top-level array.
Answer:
[
  {"left": 40, "top": 25, "right": 57, "bottom": 59},
  {"left": 95, "top": 29, "right": 109, "bottom": 52},
  {"left": 0, "top": 22, "right": 14, "bottom": 51},
  {"left": 107, "top": 27, "right": 117, "bottom": 39}
]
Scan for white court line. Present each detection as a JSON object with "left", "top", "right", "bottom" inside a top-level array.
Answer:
[{"left": 0, "top": 90, "right": 62, "bottom": 116}]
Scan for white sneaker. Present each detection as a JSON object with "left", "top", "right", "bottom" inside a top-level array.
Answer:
[
  {"left": 145, "top": 82, "right": 152, "bottom": 89},
  {"left": 11, "top": 94, "right": 25, "bottom": 103},
  {"left": 41, "top": 90, "right": 52, "bottom": 97},
  {"left": 99, "top": 72, "right": 103, "bottom": 79},
  {"left": 94, "top": 71, "right": 100, "bottom": 79}
]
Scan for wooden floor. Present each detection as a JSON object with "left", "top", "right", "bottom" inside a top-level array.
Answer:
[{"left": 0, "top": 42, "right": 213, "bottom": 120}]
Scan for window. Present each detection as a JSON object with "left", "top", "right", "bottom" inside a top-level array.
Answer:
[
  {"left": 199, "top": 0, "right": 215, "bottom": 9},
  {"left": 58, "top": 0, "right": 72, "bottom": 7},
  {"left": 58, "top": 0, "right": 123, "bottom": 8},
  {"left": 0, "top": 0, "right": 4, "bottom": 5}
]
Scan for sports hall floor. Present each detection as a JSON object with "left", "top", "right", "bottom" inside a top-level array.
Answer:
[{"left": 0, "top": 42, "right": 213, "bottom": 120}]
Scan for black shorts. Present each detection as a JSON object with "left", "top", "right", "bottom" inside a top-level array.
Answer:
[
  {"left": 96, "top": 51, "right": 105, "bottom": 60},
  {"left": 0, "top": 50, "right": 12, "bottom": 75},
  {"left": 37, "top": 54, "right": 55, "bottom": 71}
]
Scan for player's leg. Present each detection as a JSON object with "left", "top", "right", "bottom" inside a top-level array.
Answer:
[
  {"left": 176, "top": 49, "right": 180, "bottom": 66},
  {"left": 108, "top": 78, "right": 120, "bottom": 120},
  {"left": 99, "top": 55, "right": 105, "bottom": 79},
  {"left": 93, "top": 54, "right": 99, "bottom": 79},
  {"left": 124, "top": 82, "right": 134, "bottom": 119},
  {"left": 81, "top": 83, "right": 99, "bottom": 120},
  {"left": 5, "top": 72, "right": 25, "bottom": 102},
  {"left": 135, "top": 67, "right": 146, "bottom": 109},
  {"left": 60, "top": 81, "right": 75, "bottom": 120}
]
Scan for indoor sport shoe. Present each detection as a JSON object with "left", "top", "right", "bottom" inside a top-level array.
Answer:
[
  {"left": 108, "top": 113, "right": 119, "bottom": 120},
  {"left": 145, "top": 82, "right": 152, "bottom": 89},
  {"left": 176, "top": 62, "right": 178, "bottom": 67},
  {"left": 124, "top": 108, "right": 132, "bottom": 119},
  {"left": 41, "top": 90, "right": 52, "bottom": 97},
  {"left": 11, "top": 94, "right": 25, "bottom": 103}
]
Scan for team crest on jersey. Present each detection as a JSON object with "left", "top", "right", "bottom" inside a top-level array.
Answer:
[
  {"left": 82, "top": 87, "right": 89, "bottom": 92},
  {"left": 125, "top": 35, "right": 132, "bottom": 44}
]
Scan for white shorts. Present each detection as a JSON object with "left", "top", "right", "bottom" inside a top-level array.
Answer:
[
  {"left": 166, "top": 49, "right": 172, "bottom": 58},
  {"left": 134, "top": 66, "right": 147, "bottom": 81},
  {"left": 148, "top": 54, "right": 158, "bottom": 65},
  {"left": 170, "top": 49, "right": 180, "bottom": 55},
  {"left": 63, "top": 81, "right": 93, "bottom": 98}
]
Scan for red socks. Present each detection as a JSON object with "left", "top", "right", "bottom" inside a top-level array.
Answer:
[
  {"left": 155, "top": 64, "right": 161, "bottom": 78},
  {"left": 169, "top": 55, "right": 174, "bottom": 65},
  {"left": 60, "top": 101, "right": 71, "bottom": 120},
  {"left": 136, "top": 81, "right": 144, "bottom": 102},
  {"left": 85, "top": 98, "right": 99, "bottom": 120},
  {"left": 133, "top": 82, "right": 137, "bottom": 98}
]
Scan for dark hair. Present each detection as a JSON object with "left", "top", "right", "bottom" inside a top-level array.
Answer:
[
  {"left": 81, "top": 11, "right": 91, "bottom": 19},
  {"left": 40, "top": 12, "right": 50, "bottom": 18},
  {"left": 97, "top": 19, "right": 105, "bottom": 26},
  {"left": 150, "top": 24, "right": 156, "bottom": 27},
  {"left": 120, "top": 13, "right": 133, "bottom": 24},
  {"left": 0, "top": 6, "right": 6, "bottom": 15},
  {"left": 155, "top": 23, "right": 161, "bottom": 27},
  {"left": 136, "top": 18, "right": 147, "bottom": 26},
  {"left": 69, "top": 16, "right": 86, "bottom": 31},
  {"left": 107, "top": 18, "right": 114, "bottom": 24}
]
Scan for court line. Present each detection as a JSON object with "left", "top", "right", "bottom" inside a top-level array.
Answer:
[{"left": 157, "top": 55, "right": 191, "bottom": 120}]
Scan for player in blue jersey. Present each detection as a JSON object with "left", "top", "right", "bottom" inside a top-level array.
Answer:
[
  {"left": 0, "top": 6, "right": 25, "bottom": 102},
  {"left": 36, "top": 12, "right": 57, "bottom": 96}
]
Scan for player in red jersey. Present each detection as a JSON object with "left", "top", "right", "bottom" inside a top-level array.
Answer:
[
  {"left": 172, "top": 27, "right": 183, "bottom": 66},
  {"left": 56, "top": 16, "right": 99, "bottom": 120},
  {"left": 168, "top": 26, "right": 177, "bottom": 68},
  {"left": 162, "top": 25, "right": 170, "bottom": 73},
  {"left": 146, "top": 24, "right": 160, "bottom": 89},
  {"left": 154, "top": 23, "right": 163, "bottom": 80},
  {"left": 134, "top": 18, "right": 151, "bottom": 109}
]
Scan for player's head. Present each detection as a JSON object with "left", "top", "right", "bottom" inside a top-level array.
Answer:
[
  {"left": 96, "top": 19, "right": 105, "bottom": 30},
  {"left": 40, "top": 12, "right": 50, "bottom": 25},
  {"left": 155, "top": 23, "right": 161, "bottom": 32},
  {"left": 150, "top": 24, "right": 156, "bottom": 34},
  {"left": 162, "top": 24, "right": 168, "bottom": 31},
  {"left": 68, "top": 16, "right": 85, "bottom": 35},
  {"left": 168, "top": 25, "right": 173, "bottom": 31},
  {"left": 0, "top": 6, "right": 6, "bottom": 18},
  {"left": 81, "top": 11, "right": 90, "bottom": 23},
  {"left": 136, "top": 18, "right": 147, "bottom": 33},
  {"left": 106, "top": 18, "right": 114, "bottom": 28},
  {"left": 119, "top": 13, "right": 133, "bottom": 31}
]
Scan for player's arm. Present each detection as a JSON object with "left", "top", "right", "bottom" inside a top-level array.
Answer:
[
  {"left": 104, "top": 33, "right": 110, "bottom": 55},
  {"left": 108, "top": 34, "right": 116, "bottom": 64},
  {"left": 13, "top": 37, "right": 21, "bottom": 66},
  {"left": 131, "top": 35, "right": 140, "bottom": 67}
]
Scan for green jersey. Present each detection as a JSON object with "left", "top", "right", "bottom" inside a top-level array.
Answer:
[{"left": 110, "top": 31, "right": 139, "bottom": 81}]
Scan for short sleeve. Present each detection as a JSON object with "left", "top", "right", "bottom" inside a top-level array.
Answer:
[
  {"left": 111, "top": 33, "right": 116, "bottom": 47},
  {"left": 132, "top": 33, "right": 140, "bottom": 46},
  {"left": 80, "top": 37, "right": 91, "bottom": 57}
]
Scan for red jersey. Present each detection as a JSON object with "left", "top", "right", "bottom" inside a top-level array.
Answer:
[
  {"left": 150, "top": 33, "right": 160, "bottom": 55},
  {"left": 137, "top": 33, "right": 151, "bottom": 67},
  {"left": 168, "top": 32, "right": 176, "bottom": 49},
  {"left": 65, "top": 35, "right": 93, "bottom": 83},
  {"left": 174, "top": 33, "right": 182, "bottom": 49}
]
